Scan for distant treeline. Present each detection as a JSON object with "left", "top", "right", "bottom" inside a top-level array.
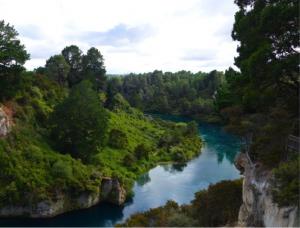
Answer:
[{"left": 106, "top": 70, "right": 226, "bottom": 123}]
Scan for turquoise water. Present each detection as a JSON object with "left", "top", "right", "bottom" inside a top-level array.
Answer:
[{"left": 0, "top": 114, "right": 241, "bottom": 227}]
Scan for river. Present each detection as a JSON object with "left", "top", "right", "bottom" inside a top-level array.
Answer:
[{"left": 0, "top": 114, "right": 241, "bottom": 227}]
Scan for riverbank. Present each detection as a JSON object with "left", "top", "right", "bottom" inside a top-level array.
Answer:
[{"left": 0, "top": 114, "right": 240, "bottom": 226}]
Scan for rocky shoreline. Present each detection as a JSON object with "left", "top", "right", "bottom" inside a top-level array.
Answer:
[{"left": 0, "top": 177, "right": 126, "bottom": 218}]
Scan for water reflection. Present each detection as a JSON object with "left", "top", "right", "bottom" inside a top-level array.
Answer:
[
  {"left": 136, "top": 173, "right": 151, "bottom": 186},
  {"left": 162, "top": 163, "right": 187, "bottom": 173}
]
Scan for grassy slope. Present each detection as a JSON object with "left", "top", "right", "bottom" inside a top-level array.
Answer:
[{"left": 0, "top": 78, "right": 203, "bottom": 208}]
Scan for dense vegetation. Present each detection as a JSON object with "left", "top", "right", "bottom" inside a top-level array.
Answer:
[
  {"left": 106, "top": 70, "right": 226, "bottom": 123},
  {"left": 115, "top": 178, "right": 243, "bottom": 227},
  {"left": 213, "top": 0, "right": 299, "bottom": 207},
  {"left": 0, "top": 20, "right": 203, "bottom": 209}
]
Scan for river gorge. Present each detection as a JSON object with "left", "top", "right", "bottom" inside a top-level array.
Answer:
[{"left": 0, "top": 114, "right": 241, "bottom": 227}]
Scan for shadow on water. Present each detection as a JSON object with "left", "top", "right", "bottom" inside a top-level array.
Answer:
[
  {"left": 136, "top": 173, "right": 151, "bottom": 186},
  {"left": 0, "top": 197, "right": 135, "bottom": 227}
]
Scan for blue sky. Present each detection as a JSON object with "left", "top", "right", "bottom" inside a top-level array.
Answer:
[{"left": 0, "top": 0, "right": 240, "bottom": 74}]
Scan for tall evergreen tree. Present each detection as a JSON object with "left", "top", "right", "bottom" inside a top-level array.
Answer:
[
  {"left": 44, "top": 55, "right": 70, "bottom": 87},
  {"left": 61, "top": 45, "right": 83, "bottom": 87},
  {"left": 49, "top": 80, "right": 109, "bottom": 162},
  {"left": 105, "top": 80, "right": 117, "bottom": 110},
  {"left": 0, "top": 20, "right": 30, "bottom": 99}
]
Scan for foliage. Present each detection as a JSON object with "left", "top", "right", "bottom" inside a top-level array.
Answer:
[
  {"left": 51, "top": 159, "right": 73, "bottom": 180},
  {"left": 105, "top": 80, "right": 117, "bottom": 110},
  {"left": 108, "top": 129, "right": 128, "bottom": 149},
  {"left": 44, "top": 55, "right": 70, "bottom": 87},
  {"left": 61, "top": 45, "right": 83, "bottom": 87},
  {"left": 36, "top": 46, "right": 107, "bottom": 91},
  {"left": 49, "top": 80, "right": 109, "bottom": 162},
  {"left": 187, "top": 120, "right": 199, "bottom": 135},
  {"left": 0, "top": 20, "right": 204, "bottom": 210},
  {"left": 170, "top": 146, "right": 187, "bottom": 163},
  {"left": 232, "top": 0, "right": 299, "bottom": 114},
  {"left": 269, "top": 158, "right": 299, "bottom": 207},
  {"left": 115, "top": 179, "right": 243, "bottom": 227},
  {"left": 167, "top": 213, "right": 199, "bottom": 227},
  {"left": 134, "top": 143, "right": 151, "bottom": 160},
  {"left": 191, "top": 178, "right": 243, "bottom": 227},
  {"left": 0, "top": 20, "right": 30, "bottom": 99},
  {"left": 107, "top": 70, "right": 225, "bottom": 123},
  {"left": 213, "top": 0, "right": 299, "bottom": 167}
]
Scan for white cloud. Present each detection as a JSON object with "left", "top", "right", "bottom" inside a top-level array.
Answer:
[{"left": 0, "top": 0, "right": 240, "bottom": 74}]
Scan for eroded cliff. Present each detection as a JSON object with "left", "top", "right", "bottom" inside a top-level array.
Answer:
[
  {"left": 234, "top": 152, "right": 299, "bottom": 227},
  {"left": 0, "top": 106, "right": 11, "bottom": 138},
  {"left": 0, "top": 177, "right": 126, "bottom": 218}
]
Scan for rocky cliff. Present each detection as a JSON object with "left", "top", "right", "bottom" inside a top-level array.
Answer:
[
  {"left": 234, "top": 152, "right": 299, "bottom": 227},
  {"left": 0, "top": 177, "right": 126, "bottom": 218},
  {"left": 0, "top": 106, "right": 11, "bottom": 138}
]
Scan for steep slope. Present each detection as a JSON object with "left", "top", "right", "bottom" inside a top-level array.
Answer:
[{"left": 234, "top": 153, "right": 299, "bottom": 227}]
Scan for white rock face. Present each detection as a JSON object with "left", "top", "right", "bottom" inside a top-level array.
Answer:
[
  {"left": 0, "top": 178, "right": 126, "bottom": 218},
  {"left": 0, "top": 107, "right": 10, "bottom": 138},
  {"left": 234, "top": 152, "right": 299, "bottom": 227}
]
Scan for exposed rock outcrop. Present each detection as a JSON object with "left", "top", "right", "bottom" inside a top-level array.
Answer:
[
  {"left": 0, "top": 107, "right": 11, "bottom": 138},
  {"left": 234, "top": 152, "right": 299, "bottom": 227},
  {"left": 0, "top": 177, "right": 126, "bottom": 218},
  {"left": 100, "top": 177, "right": 126, "bottom": 205}
]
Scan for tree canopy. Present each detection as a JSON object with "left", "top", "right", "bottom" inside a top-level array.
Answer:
[
  {"left": 44, "top": 55, "right": 70, "bottom": 87},
  {"left": 49, "top": 80, "right": 109, "bottom": 162},
  {"left": 0, "top": 20, "right": 30, "bottom": 99},
  {"left": 215, "top": 0, "right": 299, "bottom": 115}
]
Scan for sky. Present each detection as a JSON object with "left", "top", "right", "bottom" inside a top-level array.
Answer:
[{"left": 0, "top": 0, "right": 240, "bottom": 74}]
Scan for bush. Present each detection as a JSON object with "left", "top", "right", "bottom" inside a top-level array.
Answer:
[
  {"left": 167, "top": 213, "right": 199, "bottom": 227},
  {"left": 123, "top": 153, "right": 135, "bottom": 167},
  {"left": 24, "top": 145, "right": 43, "bottom": 163},
  {"left": 51, "top": 159, "right": 73, "bottom": 179},
  {"left": 134, "top": 143, "right": 151, "bottom": 160},
  {"left": 170, "top": 146, "right": 187, "bottom": 163},
  {"left": 191, "top": 178, "right": 243, "bottom": 227},
  {"left": 108, "top": 129, "right": 128, "bottom": 149},
  {"left": 270, "top": 158, "right": 299, "bottom": 207}
]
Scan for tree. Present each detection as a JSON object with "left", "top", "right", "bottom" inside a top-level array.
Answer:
[
  {"left": 191, "top": 179, "right": 243, "bottom": 227},
  {"left": 134, "top": 143, "right": 151, "bottom": 160},
  {"left": 108, "top": 129, "right": 128, "bottom": 149},
  {"left": 61, "top": 45, "right": 83, "bottom": 87},
  {"left": 187, "top": 121, "right": 199, "bottom": 135},
  {"left": 0, "top": 20, "right": 30, "bottom": 99},
  {"left": 44, "top": 55, "right": 70, "bottom": 87},
  {"left": 269, "top": 157, "right": 299, "bottom": 207},
  {"left": 128, "top": 91, "right": 144, "bottom": 112},
  {"left": 82, "top": 47, "right": 107, "bottom": 91},
  {"left": 49, "top": 80, "right": 109, "bottom": 162},
  {"left": 105, "top": 80, "right": 117, "bottom": 110},
  {"left": 167, "top": 213, "right": 199, "bottom": 227},
  {"left": 232, "top": 0, "right": 298, "bottom": 114}
]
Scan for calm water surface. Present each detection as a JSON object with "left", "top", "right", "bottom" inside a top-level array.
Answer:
[{"left": 0, "top": 114, "right": 241, "bottom": 227}]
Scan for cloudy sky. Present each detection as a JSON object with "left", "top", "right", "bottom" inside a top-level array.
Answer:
[{"left": 0, "top": 0, "right": 240, "bottom": 74}]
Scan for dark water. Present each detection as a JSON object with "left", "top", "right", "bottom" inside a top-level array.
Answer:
[{"left": 0, "top": 114, "right": 241, "bottom": 227}]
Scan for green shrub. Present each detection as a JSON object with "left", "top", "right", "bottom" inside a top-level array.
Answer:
[
  {"left": 167, "top": 213, "right": 199, "bottom": 227},
  {"left": 51, "top": 159, "right": 73, "bottom": 179},
  {"left": 170, "top": 146, "right": 187, "bottom": 163},
  {"left": 24, "top": 145, "right": 43, "bottom": 163},
  {"left": 30, "top": 86, "right": 43, "bottom": 100},
  {"left": 134, "top": 143, "right": 152, "bottom": 160},
  {"left": 191, "top": 178, "right": 243, "bottom": 227},
  {"left": 108, "top": 129, "right": 128, "bottom": 149},
  {"left": 270, "top": 158, "right": 299, "bottom": 207},
  {"left": 123, "top": 153, "right": 135, "bottom": 167}
]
